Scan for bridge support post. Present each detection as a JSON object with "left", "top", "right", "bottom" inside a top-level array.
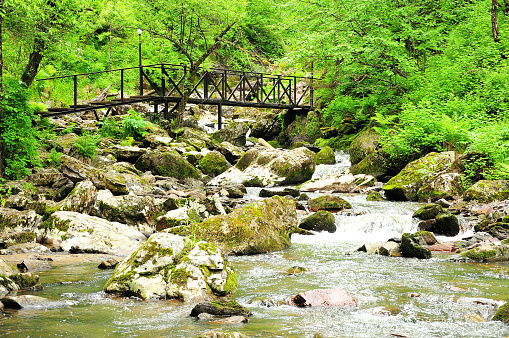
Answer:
[{"left": 217, "top": 103, "right": 222, "bottom": 130}]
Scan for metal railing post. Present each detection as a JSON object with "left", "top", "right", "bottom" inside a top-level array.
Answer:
[
  {"left": 73, "top": 75, "right": 77, "bottom": 109},
  {"left": 121, "top": 69, "right": 124, "bottom": 103},
  {"left": 293, "top": 76, "right": 297, "bottom": 106},
  {"left": 161, "top": 64, "right": 165, "bottom": 97}
]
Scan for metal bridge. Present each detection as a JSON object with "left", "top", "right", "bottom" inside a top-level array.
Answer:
[{"left": 37, "top": 63, "right": 315, "bottom": 129}]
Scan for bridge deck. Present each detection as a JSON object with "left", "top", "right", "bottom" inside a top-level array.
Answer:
[{"left": 36, "top": 63, "right": 315, "bottom": 126}]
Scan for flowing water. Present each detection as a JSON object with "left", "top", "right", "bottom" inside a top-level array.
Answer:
[{"left": 2, "top": 154, "right": 509, "bottom": 337}]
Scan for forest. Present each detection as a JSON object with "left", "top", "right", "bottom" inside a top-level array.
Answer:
[{"left": 1, "top": 0, "right": 509, "bottom": 186}]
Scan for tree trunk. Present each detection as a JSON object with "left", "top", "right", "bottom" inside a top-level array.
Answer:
[
  {"left": 0, "top": 0, "right": 4, "bottom": 178},
  {"left": 174, "top": 21, "right": 236, "bottom": 126},
  {"left": 492, "top": 0, "right": 500, "bottom": 42},
  {"left": 20, "top": 36, "right": 45, "bottom": 87}
]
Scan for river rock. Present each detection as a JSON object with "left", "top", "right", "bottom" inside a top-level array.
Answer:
[
  {"left": 212, "top": 122, "right": 250, "bottom": 147},
  {"left": 44, "top": 211, "right": 146, "bottom": 255},
  {"left": 287, "top": 288, "right": 357, "bottom": 307},
  {"left": 216, "top": 141, "right": 244, "bottom": 164},
  {"left": 366, "top": 191, "right": 384, "bottom": 201},
  {"left": 307, "top": 195, "right": 352, "bottom": 212},
  {"left": 464, "top": 180, "right": 509, "bottom": 203},
  {"left": 250, "top": 112, "right": 281, "bottom": 141},
  {"left": 209, "top": 147, "right": 315, "bottom": 187},
  {"left": 17, "top": 259, "right": 51, "bottom": 273},
  {"left": 413, "top": 204, "right": 445, "bottom": 220},
  {"left": 493, "top": 302, "right": 509, "bottom": 323},
  {"left": 348, "top": 129, "right": 380, "bottom": 165},
  {"left": 59, "top": 155, "right": 128, "bottom": 195},
  {"left": 299, "top": 210, "right": 336, "bottom": 233},
  {"left": 299, "top": 172, "right": 375, "bottom": 193},
  {"left": 135, "top": 149, "right": 202, "bottom": 179},
  {"left": 460, "top": 244, "right": 509, "bottom": 262},
  {"left": 98, "top": 258, "right": 119, "bottom": 269},
  {"left": 57, "top": 179, "right": 97, "bottom": 214},
  {"left": 110, "top": 145, "right": 145, "bottom": 162},
  {"left": 167, "top": 196, "right": 297, "bottom": 255},
  {"left": 383, "top": 151, "right": 462, "bottom": 201},
  {"left": 0, "top": 295, "right": 71, "bottom": 310},
  {"left": 224, "top": 185, "right": 246, "bottom": 198},
  {"left": 196, "top": 331, "right": 249, "bottom": 338},
  {"left": 434, "top": 213, "right": 460, "bottom": 236},
  {"left": 0, "top": 208, "right": 41, "bottom": 230},
  {"left": 429, "top": 243, "right": 459, "bottom": 253},
  {"left": 104, "top": 234, "right": 237, "bottom": 301},
  {"left": 26, "top": 168, "right": 65, "bottom": 187},
  {"left": 198, "top": 151, "right": 231, "bottom": 177},
  {"left": 315, "top": 146, "right": 336, "bottom": 165},
  {"left": 401, "top": 232, "right": 432, "bottom": 259},
  {"left": 474, "top": 220, "right": 509, "bottom": 240},
  {"left": 144, "top": 133, "right": 174, "bottom": 148},
  {"left": 190, "top": 300, "right": 252, "bottom": 317},
  {"left": 93, "top": 190, "right": 157, "bottom": 225},
  {"left": 259, "top": 188, "right": 299, "bottom": 198},
  {"left": 377, "top": 241, "right": 402, "bottom": 257}
]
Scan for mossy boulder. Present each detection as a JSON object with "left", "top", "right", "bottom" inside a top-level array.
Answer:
[
  {"left": 464, "top": 180, "right": 509, "bottom": 203},
  {"left": 250, "top": 112, "right": 282, "bottom": 141},
  {"left": 474, "top": 220, "right": 509, "bottom": 240},
  {"left": 307, "top": 195, "right": 352, "bottom": 212},
  {"left": 299, "top": 210, "right": 336, "bottom": 233},
  {"left": 434, "top": 213, "right": 460, "bottom": 236},
  {"left": 212, "top": 122, "right": 250, "bottom": 147},
  {"left": 349, "top": 152, "right": 391, "bottom": 180},
  {"left": 104, "top": 233, "right": 236, "bottom": 301},
  {"left": 135, "top": 149, "right": 201, "bottom": 179},
  {"left": 315, "top": 146, "right": 336, "bottom": 165},
  {"left": 401, "top": 232, "right": 432, "bottom": 259},
  {"left": 348, "top": 129, "right": 380, "bottom": 165},
  {"left": 57, "top": 179, "right": 97, "bottom": 214},
  {"left": 460, "top": 244, "right": 509, "bottom": 262},
  {"left": 383, "top": 151, "right": 461, "bottom": 201},
  {"left": 93, "top": 190, "right": 158, "bottom": 225},
  {"left": 366, "top": 191, "right": 384, "bottom": 201},
  {"left": 167, "top": 196, "right": 297, "bottom": 255},
  {"left": 413, "top": 204, "right": 445, "bottom": 220},
  {"left": 210, "top": 147, "right": 315, "bottom": 187},
  {"left": 493, "top": 302, "right": 509, "bottom": 323},
  {"left": 198, "top": 151, "right": 231, "bottom": 177}
]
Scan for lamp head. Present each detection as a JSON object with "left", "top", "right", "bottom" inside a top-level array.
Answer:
[{"left": 137, "top": 29, "right": 142, "bottom": 35}]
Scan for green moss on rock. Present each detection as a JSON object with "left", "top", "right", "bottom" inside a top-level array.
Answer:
[
  {"left": 413, "top": 204, "right": 445, "bottom": 220},
  {"left": 401, "top": 232, "right": 432, "bottom": 259},
  {"left": 308, "top": 195, "right": 352, "bottom": 212},
  {"left": 315, "top": 146, "right": 336, "bottom": 165},
  {"left": 493, "top": 302, "right": 509, "bottom": 323},
  {"left": 198, "top": 151, "right": 230, "bottom": 177}
]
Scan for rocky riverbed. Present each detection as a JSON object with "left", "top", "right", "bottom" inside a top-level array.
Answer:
[{"left": 0, "top": 106, "right": 508, "bottom": 337}]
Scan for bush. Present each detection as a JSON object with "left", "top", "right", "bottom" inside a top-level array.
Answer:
[
  {"left": 73, "top": 132, "right": 99, "bottom": 159},
  {"left": 0, "top": 80, "right": 41, "bottom": 179}
]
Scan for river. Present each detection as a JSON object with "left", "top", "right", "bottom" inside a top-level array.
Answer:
[{"left": 1, "top": 153, "right": 509, "bottom": 337}]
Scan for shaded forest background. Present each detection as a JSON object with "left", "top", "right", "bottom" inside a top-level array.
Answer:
[{"left": 1, "top": 0, "right": 509, "bottom": 186}]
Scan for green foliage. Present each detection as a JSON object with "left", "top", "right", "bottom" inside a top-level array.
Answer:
[
  {"left": 73, "top": 132, "right": 99, "bottom": 159},
  {"left": 121, "top": 109, "right": 150, "bottom": 140},
  {"left": 47, "top": 148, "right": 63, "bottom": 167},
  {"left": 0, "top": 80, "right": 41, "bottom": 179}
]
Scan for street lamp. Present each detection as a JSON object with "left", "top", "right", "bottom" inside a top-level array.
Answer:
[{"left": 137, "top": 29, "right": 143, "bottom": 96}]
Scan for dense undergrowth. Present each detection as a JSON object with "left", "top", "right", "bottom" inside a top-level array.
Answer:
[{"left": 3, "top": 0, "right": 509, "bottom": 184}]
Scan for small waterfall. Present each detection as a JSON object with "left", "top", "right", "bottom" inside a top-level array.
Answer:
[{"left": 312, "top": 150, "right": 351, "bottom": 179}]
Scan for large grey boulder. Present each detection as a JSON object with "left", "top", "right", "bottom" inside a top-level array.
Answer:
[
  {"left": 135, "top": 149, "right": 201, "bottom": 179},
  {"left": 212, "top": 122, "right": 250, "bottom": 147},
  {"left": 401, "top": 232, "right": 432, "bottom": 259},
  {"left": 464, "top": 180, "right": 509, "bottom": 203},
  {"left": 250, "top": 112, "right": 282, "bottom": 141},
  {"left": 167, "top": 196, "right": 297, "bottom": 255},
  {"left": 43, "top": 211, "right": 146, "bottom": 255},
  {"left": 348, "top": 129, "right": 380, "bottom": 165},
  {"left": 383, "top": 151, "right": 462, "bottom": 201},
  {"left": 93, "top": 190, "right": 157, "bottom": 225},
  {"left": 209, "top": 147, "right": 315, "bottom": 187},
  {"left": 104, "top": 233, "right": 236, "bottom": 301}
]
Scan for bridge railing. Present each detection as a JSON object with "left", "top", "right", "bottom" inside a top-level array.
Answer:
[{"left": 37, "top": 63, "right": 315, "bottom": 112}]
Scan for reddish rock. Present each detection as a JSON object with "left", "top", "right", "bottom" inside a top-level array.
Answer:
[
  {"left": 287, "top": 288, "right": 356, "bottom": 307},
  {"left": 429, "top": 243, "right": 459, "bottom": 253}
]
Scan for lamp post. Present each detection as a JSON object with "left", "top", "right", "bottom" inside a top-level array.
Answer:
[{"left": 137, "top": 29, "right": 143, "bottom": 96}]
